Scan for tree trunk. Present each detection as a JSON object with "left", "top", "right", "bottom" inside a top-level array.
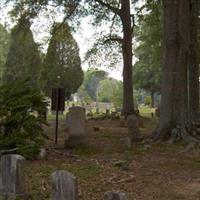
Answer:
[
  {"left": 189, "top": 0, "right": 199, "bottom": 120},
  {"left": 151, "top": 91, "right": 154, "bottom": 108},
  {"left": 121, "top": 0, "right": 135, "bottom": 117},
  {"left": 153, "top": 0, "right": 195, "bottom": 142}
]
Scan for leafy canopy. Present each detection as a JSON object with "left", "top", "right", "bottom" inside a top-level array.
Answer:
[
  {"left": 83, "top": 69, "right": 108, "bottom": 100},
  {"left": 40, "top": 22, "right": 83, "bottom": 98},
  {"left": 0, "top": 24, "right": 10, "bottom": 81},
  {"left": 134, "top": 0, "right": 162, "bottom": 94}
]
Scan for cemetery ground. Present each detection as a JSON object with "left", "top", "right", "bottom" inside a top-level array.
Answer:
[{"left": 24, "top": 109, "right": 200, "bottom": 200}]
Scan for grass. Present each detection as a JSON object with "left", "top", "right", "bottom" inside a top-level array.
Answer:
[
  {"left": 139, "top": 106, "right": 155, "bottom": 117},
  {"left": 23, "top": 107, "right": 200, "bottom": 200}
]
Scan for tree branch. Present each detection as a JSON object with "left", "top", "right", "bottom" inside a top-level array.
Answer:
[
  {"left": 104, "top": 36, "right": 123, "bottom": 44},
  {"left": 94, "top": 0, "right": 121, "bottom": 15},
  {"left": 131, "top": 14, "right": 135, "bottom": 36}
]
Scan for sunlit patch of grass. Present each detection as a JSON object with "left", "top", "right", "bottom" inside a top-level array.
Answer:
[{"left": 139, "top": 106, "right": 155, "bottom": 118}]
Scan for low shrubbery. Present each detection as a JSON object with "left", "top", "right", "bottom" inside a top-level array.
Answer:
[{"left": 0, "top": 80, "right": 48, "bottom": 159}]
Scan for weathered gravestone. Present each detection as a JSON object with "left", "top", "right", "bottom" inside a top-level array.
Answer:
[
  {"left": 105, "top": 109, "right": 110, "bottom": 116},
  {"left": 51, "top": 170, "right": 78, "bottom": 200},
  {"left": 127, "top": 115, "right": 140, "bottom": 143},
  {"left": 66, "top": 106, "right": 86, "bottom": 147},
  {"left": 0, "top": 154, "right": 25, "bottom": 200},
  {"left": 104, "top": 191, "right": 128, "bottom": 200}
]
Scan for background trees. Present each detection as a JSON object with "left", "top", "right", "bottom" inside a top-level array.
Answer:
[
  {"left": 134, "top": 0, "right": 162, "bottom": 107},
  {"left": 3, "top": 15, "right": 41, "bottom": 87},
  {"left": 83, "top": 69, "right": 108, "bottom": 101},
  {"left": 40, "top": 22, "right": 83, "bottom": 98},
  {"left": 0, "top": 24, "right": 10, "bottom": 81},
  {"left": 98, "top": 78, "right": 123, "bottom": 108},
  {"left": 85, "top": 0, "right": 135, "bottom": 116},
  {"left": 7, "top": 0, "right": 136, "bottom": 116}
]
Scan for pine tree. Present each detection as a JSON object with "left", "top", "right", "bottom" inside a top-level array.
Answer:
[
  {"left": 40, "top": 22, "right": 83, "bottom": 98},
  {"left": 3, "top": 15, "right": 41, "bottom": 88}
]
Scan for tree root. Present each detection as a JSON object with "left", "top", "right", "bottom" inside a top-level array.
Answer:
[{"left": 151, "top": 121, "right": 200, "bottom": 144}]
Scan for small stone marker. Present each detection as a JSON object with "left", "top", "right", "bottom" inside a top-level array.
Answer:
[
  {"left": 104, "top": 191, "right": 128, "bottom": 200},
  {"left": 51, "top": 170, "right": 78, "bottom": 200},
  {"left": 38, "top": 148, "right": 47, "bottom": 160},
  {"left": 66, "top": 106, "right": 86, "bottom": 147},
  {"left": 0, "top": 154, "right": 25, "bottom": 199}
]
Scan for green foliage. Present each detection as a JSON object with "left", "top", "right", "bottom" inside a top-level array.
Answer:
[
  {"left": 40, "top": 22, "right": 83, "bottom": 98},
  {"left": 83, "top": 69, "right": 108, "bottom": 100},
  {"left": 145, "top": 95, "right": 152, "bottom": 106},
  {"left": 134, "top": 0, "right": 162, "bottom": 94},
  {"left": 98, "top": 78, "right": 123, "bottom": 108},
  {"left": 0, "top": 80, "right": 48, "bottom": 159},
  {"left": 3, "top": 15, "right": 41, "bottom": 87},
  {"left": 0, "top": 24, "right": 10, "bottom": 81},
  {"left": 17, "top": 143, "right": 41, "bottom": 160},
  {"left": 76, "top": 84, "right": 92, "bottom": 103}
]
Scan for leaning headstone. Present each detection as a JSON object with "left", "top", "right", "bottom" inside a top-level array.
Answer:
[
  {"left": 104, "top": 191, "right": 128, "bottom": 200},
  {"left": 51, "top": 170, "right": 78, "bottom": 200},
  {"left": 0, "top": 154, "right": 25, "bottom": 200},
  {"left": 127, "top": 115, "right": 140, "bottom": 142},
  {"left": 66, "top": 106, "right": 86, "bottom": 147}
]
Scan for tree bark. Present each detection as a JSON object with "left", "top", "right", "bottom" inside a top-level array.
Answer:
[
  {"left": 153, "top": 0, "right": 194, "bottom": 142},
  {"left": 94, "top": 0, "right": 135, "bottom": 117},
  {"left": 189, "top": 0, "right": 199, "bottom": 120},
  {"left": 151, "top": 91, "right": 154, "bottom": 108},
  {"left": 121, "top": 0, "right": 135, "bottom": 117}
]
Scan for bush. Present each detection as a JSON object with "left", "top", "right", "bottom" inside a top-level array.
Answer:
[
  {"left": 145, "top": 95, "right": 152, "bottom": 106},
  {"left": 0, "top": 80, "right": 48, "bottom": 159}
]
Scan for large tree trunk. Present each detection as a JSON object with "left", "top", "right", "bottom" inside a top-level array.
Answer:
[
  {"left": 153, "top": 0, "right": 196, "bottom": 142},
  {"left": 121, "top": 0, "right": 135, "bottom": 117},
  {"left": 189, "top": 0, "right": 199, "bottom": 120},
  {"left": 151, "top": 91, "right": 154, "bottom": 108}
]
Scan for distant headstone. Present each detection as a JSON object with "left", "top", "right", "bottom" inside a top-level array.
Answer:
[
  {"left": 127, "top": 115, "right": 140, "bottom": 142},
  {"left": 106, "top": 109, "right": 110, "bottom": 116},
  {"left": 96, "top": 108, "right": 99, "bottom": 114},
  {"left": 0, "top": 154, "right": 25, "bottom": 199},
  {"left": 38, "top": 148, "right": 47, "bottom": 160},
  {"left": 104, "top": 191, "right": 128, "bottom": 200},
  {"left": 66, "top": 106, "right": 86, "bottom": 147},
  {"left": 51, "top": 170, "right": 78, "bottom": 200}
]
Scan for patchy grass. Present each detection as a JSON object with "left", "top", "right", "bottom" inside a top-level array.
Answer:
[
  {"left": 139, "top": 106, "right": 155, "bottom": 118},
  {"left": 24, "top": 118, "right": 200, "bottom": 200}
]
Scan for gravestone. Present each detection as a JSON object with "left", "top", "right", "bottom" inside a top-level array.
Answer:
[
  {"left": 104, "top": 191, "right": 128, "bottom": 200},
  {"left": 66, "top": 106, "right": 86, "bottom": 147},
  {"left": 96, "top": 107, "right": 99, "bottom": 114},
  {"left": 0, "top": 154, "right": 25, "bottom": 200},
  {"left": 51, "top": 170, "right": 78, "bottom": 200},
  {"left": 106, "top": 109, "right": 110, "bottom": 116},
  {"left": 127, "top": 115, "right": 140, "bottom": 142}
]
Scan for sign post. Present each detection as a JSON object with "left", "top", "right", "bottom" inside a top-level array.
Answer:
[{"left": 51, "top": 88, "right": 65, "bottom": 144}]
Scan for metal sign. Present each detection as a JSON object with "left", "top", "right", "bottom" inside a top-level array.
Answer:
[
  {"left": 51, "top": 88, "right": 65, "bottom": 111},
  {"left": 51, "top": 88, "right": 65, "bottom": 144}
]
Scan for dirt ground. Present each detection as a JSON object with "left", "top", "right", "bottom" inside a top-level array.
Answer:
[{"left": 24, "top": 116, "right": 200, "bottom": 200}]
